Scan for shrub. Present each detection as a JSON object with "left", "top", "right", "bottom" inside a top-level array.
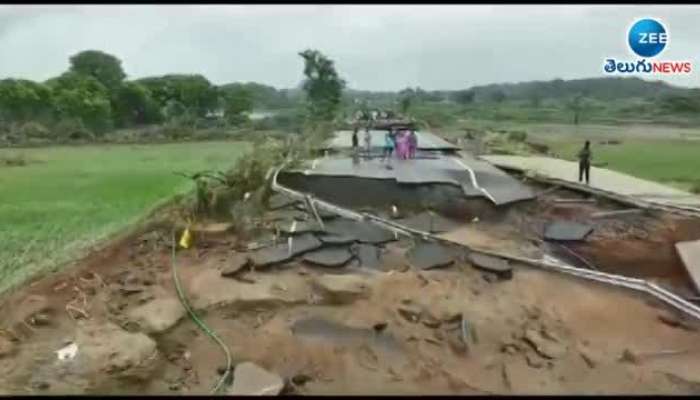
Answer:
[
  {"left": 17, "top": 121, "right": 50, "bottom": 139},
  {"left": 507, "top": 130, "right": 527, "bottom": 142},
  {"left": 54, "top": 119, "right": 94, "bottom": 141}
]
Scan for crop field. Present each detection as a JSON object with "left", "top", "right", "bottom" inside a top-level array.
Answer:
[{"left": 0, "top": 141, "right": 249, "bottom": 293}]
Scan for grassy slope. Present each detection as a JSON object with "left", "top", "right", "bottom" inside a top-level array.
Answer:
[{"left": 0, "top": 141, "right": 249, "bottom": 292}]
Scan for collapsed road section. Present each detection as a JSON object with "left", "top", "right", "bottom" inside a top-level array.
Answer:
[{"left": 3, "top": 127, "right": 700, "bottom": 395}]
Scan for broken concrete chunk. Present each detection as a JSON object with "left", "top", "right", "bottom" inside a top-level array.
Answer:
[
  {"left": 469, "top": 253, "right": 513, "bottom": 280},
  {"left": 312, "top": 274, "right": 371, "bottom": 304},
  {"left": 318, "top": 233, "right": 356, "bottom": 246},
  {"left": 221, "top": 254, "right": 251, "bottom": 277},
  {"left": 249, "top": 233, "right": 322, "bottom": 268},
  {"left": 396, "top": 211, "right": 460, "bottom": 233},
  {"left": 353, "top": 243, "right": 382, "bottom": 269},
  {"left": 303, "top": 247, "right": 354, "bottom": 268},
  {"left": 406, "top": 241, "right": 455, "bottom": 270},
  {"left": 544, "top": 221, "right": 593, "bottom": 241},
  {"left": 230, "top": 362, "right": 284, "bottom": 395},
  {"left": 324, "top": 218, "right": 396, "bottom": 244},
  {"left": 276, "top": 220, "right": 321, "bottom": 235},
  {"left": 126, "top": 297, "right": 186, "bottom": 334}
]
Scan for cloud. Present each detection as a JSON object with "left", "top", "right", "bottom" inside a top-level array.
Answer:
[{"left": 0, "top": 5, "right": 699, "bottom": 90}]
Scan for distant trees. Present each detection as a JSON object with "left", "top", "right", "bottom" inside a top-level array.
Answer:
[
  {"left": 453, "top": 89, "right": 476, "bottom": 105},
  {"left": 221, "top": 86, "right": 253, "bottom": 126},
  {"left": 0, "top": 79, "right": 53, "bottom": 123},
  {"left": 299, "top": 49, "right": 346, "bottom": 122}
]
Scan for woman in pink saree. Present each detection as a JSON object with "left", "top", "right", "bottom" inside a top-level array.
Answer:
[{"left": 396, "top": 131, "right": 409, "bottom": 159}]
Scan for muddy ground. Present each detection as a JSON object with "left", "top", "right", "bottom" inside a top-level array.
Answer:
[{"left": 2, "top": 185, "right": 700, "bottom": 395}]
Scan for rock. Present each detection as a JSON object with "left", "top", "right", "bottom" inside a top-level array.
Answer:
[
  {"left": 311, "top": 274, "right": 371, "bottom": 304},
  {"left": 523, "top": 328, "right": 567, "bottom": 359},
  {"left": 373, "top": 322, "right": 388, "bottom": 332},
  {"left": 120, "top": 285, "right": 145, "bottom": 295},
  {"left": 525, "top": 352, "right": 545, "bottom": 368},
  {"left": 249, "top": 233, "right": 322, "bottom": 268},
  {"left": 303, "top": 247, "right": 354, "bottom": 268},
  {"left": 75, "top": 321, "right": 159, "bottom": 379},
  {"left": 482, "top": 273, "right": 498, "bottom": 283},
  {"left": 397, "top": 304, "right": 423, "bottom": 323},
  {"left": 469, "top": 253, "right": 513, "bottom": 280},
  {"left": 221, "top": 254, "right": 251, "bottom": 277},
  {"left": 318, "top": 233, "right": 355, "bottom": 246},
  {"left": 579, "top": 346, "right": 598, "bottom": 368},
  {"left": 502, "top": 343, "right": 520, "bottom": 355},
  {"left": 406, "top": 241, "right": 455, "bottom": 270},
  {"left": 620, "top": 348, "right": 639, "bottom": 364},
  {"left": 421, "top": 313, "right": 442, "bottom": 329},
  {"left": 658, "top": 312, "right": 697, "bottom": 332},
  {"left": 230, "top": 362, "right": 284, "bottom": 395},
  {"left": 31, "top": 313, "right": 51, "bottom": 327},
  {"left": 291, "top": 373, "right": 312, "bottom": 386},
  {"left": 0, "top": 335, "right": 16, "bottom": 358},
  {"left": 188, "top": 269, "right": 310, "bottom": 310},
  {"left": 353, "top": 244, "right": 382, "bottom": 270},
  {"left": 31, "top": 381, "right": 50, "bottom": 391},
  {"left": 126, "top": 297, "right": 186, "bottom": 334}
]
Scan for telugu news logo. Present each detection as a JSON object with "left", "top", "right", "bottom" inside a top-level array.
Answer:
[{"left": 604, "top": 18, "right": 692, "bottom": 75}]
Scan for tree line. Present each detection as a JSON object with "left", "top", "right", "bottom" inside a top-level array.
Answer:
[{"left": 0, "top": 50, "right": 301, "bottom": 142}]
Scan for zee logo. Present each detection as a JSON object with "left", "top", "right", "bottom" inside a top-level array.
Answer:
[{"left": 628, "top": 19, "right": 668, "bottom": 58}]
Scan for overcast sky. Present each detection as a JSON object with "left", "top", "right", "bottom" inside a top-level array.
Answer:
[{"left": 1, "top": 4, "right": 699, "bottom": 91}]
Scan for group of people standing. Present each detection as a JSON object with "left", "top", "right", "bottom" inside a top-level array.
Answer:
[
  {"left": 383, "top": 128, "right": 417, "bottom": 160},
  {"left": 351, "top": 126, "right": 418, "bottom": 161}
]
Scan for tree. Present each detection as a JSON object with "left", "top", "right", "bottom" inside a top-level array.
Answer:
[
  {"left": 69, "top": 50, "right": 126, "bottom": 91},
  {"left": 399, "top": 96, "right": 412, "bottom": 115},
  {"left": 298, "top": 49, "right": 346, "bottom": 122},
  {"left": 453, "top": 89, "right": 476, "bottom": 105},
  {"left": 0, "top": 79, "right": 53, "bottom": 123},
  {"left": 491, "top": 89, "right": 507, "bottom": 103},
  {"left": 567, "top": 94, "right": 585, "bottom": 125},
  {"left": 221, "top": 86, "right": 253, "bottom": 126},
  {"left": 135, "top": 74, "right": 218, "bottom": 118},
  {"left": 47, "top": 72, "right": 113, "bottom": 133},
  {"left": 110, "top": 82, "right": 162, "bottom": 127}
]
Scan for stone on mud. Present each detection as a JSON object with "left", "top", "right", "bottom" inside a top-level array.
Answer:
[
  {"left": 303, "top": 247, "right": 354, "bottom": 268},
  {"left": 75, "top": 321, "right": 158, "bottom": 378},
  {"left": 353, "top": 244, "right": 382, "bottom": 269},
  {"left": 522, "top": 328, "right": 567, "bottom": 359},
  {"left": 323, "top": 218, "right": 396, "bottom": 244},
  {"left": 126, "top": 297, "right": 186, "bottom": 334},
  {"left": 312, "top": 274, "right": 371, "bottom": 304},
  {"left": 469, "top": 253, "right": 513, "bottom": 280},
  {"left": 188, "top": 269, "right": 309, "bottom": 310},
  {"left": 230, "top": 362, "right": 284, "bottom": 395},
  {"left": 406, "top": 241, "right": 455, "bottom": 270},
  {"left": 249, "top": 233, "right": 322, "bottom": 268},
  {"left": 221, "top": 254, "right": 251, "bottom": 277},
  {"left": 318, "top": 233, "right": 355, "bottom": 246}
]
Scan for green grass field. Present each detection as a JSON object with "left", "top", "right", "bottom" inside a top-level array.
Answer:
[{"left": 0, "top": 141, "right": 249, "bottom": 293}]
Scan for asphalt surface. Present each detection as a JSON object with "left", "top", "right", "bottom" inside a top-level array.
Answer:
[
  {"left": 289, "top": 153, "right": 535, "bottom": 206},
  {"left": 483, "top": 155, "right": 700, "bottom": 208},
  {"left": 326, "top": 130, "right": 459, "bottom": 151}
]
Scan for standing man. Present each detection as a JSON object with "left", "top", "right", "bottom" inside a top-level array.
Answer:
[
  {"left": 352, "top": 126, "right": 359, "bottom": 154},
  {"left": 364, "top": 126, "right": 372, "bottom": 156},
  {"left": 577, "top": 140, "right": 592, "bottom": 184}
]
